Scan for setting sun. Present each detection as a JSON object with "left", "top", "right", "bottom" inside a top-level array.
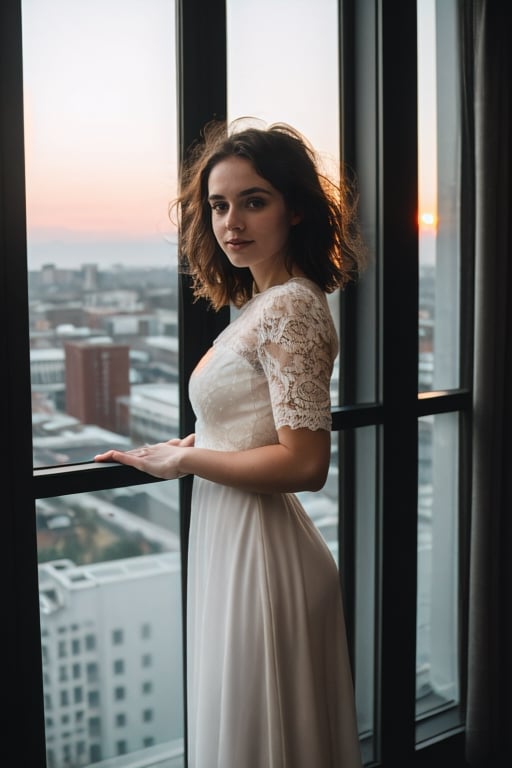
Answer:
[{"left": 419, "top": 211, "right": 438, "bottom": 232}]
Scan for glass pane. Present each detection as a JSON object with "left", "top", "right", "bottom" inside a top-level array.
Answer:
[
  {"left": 352, "top": 0, "right": 378, "bottom": 405},
  {"left": 22, "top": 1, "right": 183, "bottom": 766},
  {"left": 417, "top": 0, "right": 461, "bottom": 392},
  {"left": 226, "top": 0, "right": 342, "bottom": 404},
  {"left": 301, "top": 426, "right": 377, "bottom": 756},
  {"left": 38, "top": 482, "right": 184, "bottom": 768},
  {"left": 353, "top": 427, "right": 378, "bottom": 763},
  {"left": 298, "top": 432, "right": 339, "bottom": 563},
  {"left": 22, "top": 0, "right": 179, "bottom": 468},
  {"left": 416, "top": 413, "right": 461, "bottom": 728}
]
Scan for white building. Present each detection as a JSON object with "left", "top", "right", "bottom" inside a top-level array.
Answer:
[
  {"left": 126, "top": 383, "right": 180, "bottom": 444},
  {"left": 39, "top": 553, "right": 184, "bottom": 768}
]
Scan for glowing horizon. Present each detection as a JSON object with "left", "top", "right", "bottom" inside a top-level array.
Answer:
[
  {"left": 418, "top": 0, "right": 438, "bottom": 240},
  {"left": 22, "top": 0, "right": 178, "bottom": 243},
  {"left": 22, "top": 0, "right": 438, "bottom": 249},
  {"left": 21, "top": 0, "right": 344, "bottom": 247}
]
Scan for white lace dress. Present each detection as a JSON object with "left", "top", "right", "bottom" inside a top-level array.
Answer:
[{"left": 187, "top": 277, "right": 362, "bottom": 768}]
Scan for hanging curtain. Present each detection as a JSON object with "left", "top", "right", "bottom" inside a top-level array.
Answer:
[{"left": 465, "top": 0, "right": 512, "bottom": 764}]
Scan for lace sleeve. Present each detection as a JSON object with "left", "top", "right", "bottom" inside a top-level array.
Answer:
[{"left": 256, "top": 283, "right": 337, "bottom": 432}]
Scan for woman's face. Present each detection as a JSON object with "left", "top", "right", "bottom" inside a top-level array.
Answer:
[{"left": 207, "top": 156, "right": 300, "bottom": 291}]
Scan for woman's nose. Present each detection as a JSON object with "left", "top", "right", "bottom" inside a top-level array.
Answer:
[{"left": 225, "top": 210, "right": 244, "bottom": 231}]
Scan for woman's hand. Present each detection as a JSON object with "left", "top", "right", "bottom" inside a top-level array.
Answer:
[{"left": 94, "top": 434, "right": 195, "bottom": 480}]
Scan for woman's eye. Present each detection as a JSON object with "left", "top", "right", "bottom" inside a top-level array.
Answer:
[
  {"left": 211, "top": 202, "right": 228, "bottom": 213},
  {"left": 247, "top": 198, "right": 265, "bottom": 209}
]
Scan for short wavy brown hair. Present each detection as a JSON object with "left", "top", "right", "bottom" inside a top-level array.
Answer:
[{"left": 173, "top": 120, "right": 365, "bottom": 310}]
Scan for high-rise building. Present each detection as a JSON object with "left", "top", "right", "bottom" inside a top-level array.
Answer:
[
  {"left": 64, "top": 341, "right": 130, "bottom": 433},
  {"left": 82, "top": 263, "right": 99, "bottom": 291}
]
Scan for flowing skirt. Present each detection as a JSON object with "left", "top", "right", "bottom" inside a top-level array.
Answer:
[{"left": 187, "top": 479, "right": 362, "bottom": 768}]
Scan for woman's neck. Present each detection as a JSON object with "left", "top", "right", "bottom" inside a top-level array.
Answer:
[{"left": 251, "top": 265, "right": 306, "bottom": 294}]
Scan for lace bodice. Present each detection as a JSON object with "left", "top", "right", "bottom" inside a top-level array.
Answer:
[{"left": 189, "top": 278, "right": 338, "bottom": 451}]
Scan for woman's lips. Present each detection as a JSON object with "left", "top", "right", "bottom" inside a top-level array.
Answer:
[{"left": 226, "top": 239, "right": 253, "bottom": 250}]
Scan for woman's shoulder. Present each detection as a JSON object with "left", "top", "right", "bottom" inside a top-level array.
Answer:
[
  {"left": 255, "top": 277, "right": 332, "bottom": 323},
  {"left": 218, "top": 277, "right": 338, "bottom": 362},
  {"left": 257, "top": 278, "right": 338, "bottom": 351},
  {"left": 259, "top": 276, "right": 326, "bottom": 307}
]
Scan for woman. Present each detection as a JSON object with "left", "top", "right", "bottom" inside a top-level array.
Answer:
[{"left": 95, "top": 121, "right": 365, "bottom": 767}]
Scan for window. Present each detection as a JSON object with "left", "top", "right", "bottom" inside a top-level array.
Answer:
[
  {"left": 113, "top": 659, "right": 125, "bottom": 675},
  {"left": 417, "top": 414, "right": 460, "bottom": 712},
  {"left": 418, "top": 0, "right": 461, "bottom": 394},
  {"left": 141, "top": 623, "right": 152, "bottom": 640},
  {"left": 5, "top": 1, "right": 474, "bottom": 766},
  {"left": 349, "top": 0, "right": 470, "bottom": 760},
  {"left": 21, "top": 6, "right": 185, "bottom": 765},
  {"left": 89, "top": 717, "right": 101, "bottom": 737},
  {"left": 23, "top": 0, "right": 180, "bottom": 467},
  {"left": 88, "top": 691, "right": 100, "bottom": 708},
  {"left": 415, "top": 0, "right": 466, "bottom": 741},
  {"left": 116, "top": 740, "right": 127, "bottom": 755},
  {"left": 86, "top": 662, "right": 99, "bottom": 683},
  {"left": 85, "top": 634, "right": 96, "bottom": 651},
  {"left": 89, "top": 745, "right": 102, "bottom": 762},
  {"left": 226, "top": 0, "right": 342, "bottom": 569}
]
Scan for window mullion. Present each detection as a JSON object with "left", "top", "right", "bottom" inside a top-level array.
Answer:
[
  {"left": 2, "top": 1, "right": 46, "bottom": 765},
  {"left": 176, "top": 3, "right": 228, "bottom": 765},
  {"left": 176, "top": 0, "right": 229, "bottom": 439},
  {"left": 379, "top": 0, "right": 419, "bottom": 762}
]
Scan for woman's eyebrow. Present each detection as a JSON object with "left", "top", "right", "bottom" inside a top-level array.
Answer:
[
  {"left": 238, "top": 186, "right": 272, "bottom": 197},
  {"left": 208, "top": 186, "right": 272, "bottom": 201}
]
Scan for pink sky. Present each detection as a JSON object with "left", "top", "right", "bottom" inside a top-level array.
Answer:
[
  {"left": 22, "top": 0, "right": 437, "bottom": 244},
  {"left": 22, "top": 0, "right": 178, "bottom": 241}
]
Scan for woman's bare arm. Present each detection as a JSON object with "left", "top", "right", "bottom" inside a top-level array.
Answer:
[{"left": 94, "top": 426, "right": 330, "bottom": 494}]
